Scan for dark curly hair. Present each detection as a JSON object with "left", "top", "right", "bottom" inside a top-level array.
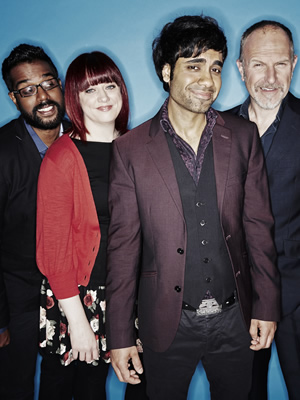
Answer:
[
  {"left": 2, "top": 43, "right": 58, "bottom": 92},
  {"left": 152, "top": 15, "right": 227, "bottom": 92}
]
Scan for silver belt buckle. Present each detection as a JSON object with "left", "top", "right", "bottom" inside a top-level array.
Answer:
[{"left": 196, "top": 298, "right": 222, "bottom": 316}]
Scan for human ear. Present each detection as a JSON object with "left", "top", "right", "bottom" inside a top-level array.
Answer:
[
  {"left": 236, "top": 59, "right": 245, "bottom": 81},
  {"left": 162, "top": 64, "right": 171, "bottom": 83},
  {"left": 8, "top": 92, "right": 19, "bottom": 110}
]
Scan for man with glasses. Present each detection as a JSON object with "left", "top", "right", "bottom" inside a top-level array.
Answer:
[{"left": 0, "top": 44, "right": 67, "bottom": 399}]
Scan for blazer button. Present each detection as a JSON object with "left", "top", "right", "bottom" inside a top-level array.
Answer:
[
  {"left": 203, "top": 257, "right": 210, "bottom": 263},
  {"left": 201, "top": 240, "right": 208, "bottom": 245},
  {"left": 177, "top": 248, "right": 184, "bottom": 254},
  {"left": 174, "top": 286, "right": 181, "bottom": 292},
  {"left": 206, "top": 277, "right": 212, "bottom": 283}
]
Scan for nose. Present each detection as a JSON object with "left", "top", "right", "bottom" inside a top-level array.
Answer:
[
  {"left": 36, "top": 85, "right": 50, "bottom": 101},
  {"left": 197, "top": 68, "right": 214, "bottom": 87},
  {"left": 97, "top": 87, "right": 109, "bottom": 102},
  {"left": 265, "top": 66, "right": 276, "bottom": 84}
]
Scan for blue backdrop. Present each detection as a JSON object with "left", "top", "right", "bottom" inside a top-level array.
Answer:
[{"left": 1, "top": 1, "right": 298, "bottom": 398}]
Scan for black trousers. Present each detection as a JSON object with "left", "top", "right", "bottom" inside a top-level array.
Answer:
[
  {"left": 248, "top": 347, "right": 271, "bottom": 400},
  {"left": 143, "top": 302, "right": 253, "bottom": 400},
  {"left": 275, "top": 305, "right": 300, "bottom": 400},
  {"left": 0, "top": 309, "right": 39, "bottom": 400},
  {"left": 39, "top": 353, "right": 149, "bottom": 400},
  {"left": 39, "top": 354, "right": 109, "bottom": 400},
  {"left": 0, "top": 269, "right": 41, "bottom": 400}
]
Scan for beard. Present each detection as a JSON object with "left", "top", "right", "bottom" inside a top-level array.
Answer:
[
  {"left": 242, "top": 67, "right": 285, "bottom": 111},
  {"left": 18, "top": 99, "right": 65, "bottom": 130},
  {"left": 251, "top": 86, "right": 284, "bottom": 110}
]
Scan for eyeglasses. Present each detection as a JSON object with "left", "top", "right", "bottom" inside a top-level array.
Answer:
[{"left": 12, "top": 78, "right": 60, "bottom": 98}]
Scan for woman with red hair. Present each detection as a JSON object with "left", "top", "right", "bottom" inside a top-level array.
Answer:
[{"left": 35, "top": 51, "right": 130, "bottom": 399}]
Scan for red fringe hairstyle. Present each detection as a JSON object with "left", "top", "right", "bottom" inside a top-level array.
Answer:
[{"left": 65, "top": 51, "right": 129, "bottom": 140}]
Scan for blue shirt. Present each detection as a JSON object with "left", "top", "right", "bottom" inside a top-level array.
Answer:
[
  {"left": 237, "top": 96, "right": 286, "bottom": 156},
  {"left": 24, "top": 119, "right": 64, "bottom": 159}
]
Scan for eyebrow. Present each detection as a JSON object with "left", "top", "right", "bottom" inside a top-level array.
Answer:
[
  {"left": 185, "top": 58, "right": 224, "bottom": 67},
  {"left": 15, "top": 72, "right": 55, "bottom": 89},
  {"left": 249, "top": 57, "right": 291, "bottom": 64}
]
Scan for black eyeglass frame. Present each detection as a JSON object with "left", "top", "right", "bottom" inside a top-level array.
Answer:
[{"left": 11, "top": 77, "right": 60, "bottom": 98}]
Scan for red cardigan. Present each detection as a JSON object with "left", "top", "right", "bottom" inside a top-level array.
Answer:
[{"left": 36, "top": 134, "right": 101, "bottom": 299}]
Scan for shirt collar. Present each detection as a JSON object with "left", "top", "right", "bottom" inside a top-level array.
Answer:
[
  {"left": 238, "top": 95, "right": 287, "bottom": 124},
  {"left": 24, "top": 119, "right": 64, "bottom": 158},
  {"left": 160, "top": 97, "right": 218, "bottom": 136}
]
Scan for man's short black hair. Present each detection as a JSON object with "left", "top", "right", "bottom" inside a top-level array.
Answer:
[
  {"left": 239, "top": 20, "right": 294, "bottom": 62},
  {"left": 2, "top": 43, "right": 58, "bottom": 92},
  {"left": 152, "top": 15, "right": 228, "bottom": 92}
]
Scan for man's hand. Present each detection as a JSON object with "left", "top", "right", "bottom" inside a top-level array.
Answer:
[
  {"left": 0, "top": 329, "right": 10, "bottom": 347},
  {"left": 111, "top": 346, "right": 143, "bottom": 384},
  {"left": 249, "top": 319, "right": 277, "bottom": 350}
]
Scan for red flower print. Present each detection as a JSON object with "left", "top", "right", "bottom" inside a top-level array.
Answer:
[
  {"left": 83, "top": 293, "right": 93, "bottom": 307},
  {"left": 60, "top": 323, "right": 67, "bottom": 336},
  {"left": 46, "top": 296, "right": 55, "bottom": 309}
]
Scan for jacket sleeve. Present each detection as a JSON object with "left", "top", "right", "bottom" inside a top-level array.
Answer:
[
  {"left": 243, "top": 127, "right": 281, "bottom": 322},
  {"left": 0, "top": 170, "right": 10, "bottom": 328},
  {"left": 106, "top": 139, "right": 142, "bottom": 350},
  {"left": 36, "top": 152, "right": 80, "bottom": 299},
  {"left": 0, "top": 271, "right": 9, "bottom": 329}
]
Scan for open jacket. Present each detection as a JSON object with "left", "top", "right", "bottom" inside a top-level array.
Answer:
[
  {"left": 230, "top": 92, "right": 300, "bottom": 317},
  {"left": 106, "top": 106, "right": 280, "bottom": 353}
]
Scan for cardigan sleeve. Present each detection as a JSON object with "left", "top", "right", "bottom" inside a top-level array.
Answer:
[{"left": 36, "top": 151, "right": 80, "bottom": 299}]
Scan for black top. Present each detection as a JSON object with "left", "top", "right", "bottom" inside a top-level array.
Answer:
[{"left": 72, "top": 139, "right": 112, "bottom": 285}]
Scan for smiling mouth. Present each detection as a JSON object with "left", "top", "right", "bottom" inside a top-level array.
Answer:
[
  {"left": 190, "top": 88, "right": 214, "bottom": 100},
  {"left": 97, "top": 105, "right": 113, "bottom": 111},
  {"left": 261, "top": 88, "right": 277, "bottom": 92},
  {"left": 258, "top": 86, "right": 282, "bottom": 93},
  {"left": 37, "top": 105, "right": 55, "bottom": 113},
  {"left": 35, "top": 102, "right": 57, "bottom": 117}
]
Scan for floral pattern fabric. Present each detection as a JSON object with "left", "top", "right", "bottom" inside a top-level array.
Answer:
[{"left": 39, "top": 278, "right": 110, "bottom": 366}]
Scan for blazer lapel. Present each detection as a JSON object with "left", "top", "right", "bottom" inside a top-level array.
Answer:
[
  {"left": 212, "top": 120, "right": 232, "bottom": 215},
  {"left": 146, "top": 111, "right": 185, "bottom": 220}
]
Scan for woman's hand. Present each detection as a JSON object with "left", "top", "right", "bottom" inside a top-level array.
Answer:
[{"left": 58, "top": 295, "right": 99, "bottom": 363}]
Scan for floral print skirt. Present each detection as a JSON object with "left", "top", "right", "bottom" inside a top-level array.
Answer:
[{"left": 39, "top": 278, "right": 110, "bottom": 366}]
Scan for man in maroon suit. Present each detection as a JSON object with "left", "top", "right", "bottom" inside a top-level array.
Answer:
[{"left": 106, "top": 15, "right": 280, "bottom": 400}]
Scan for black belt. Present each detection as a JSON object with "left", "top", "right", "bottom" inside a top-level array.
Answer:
[{"left": 182, "top": 291, "right": 237, "bottom": 316}]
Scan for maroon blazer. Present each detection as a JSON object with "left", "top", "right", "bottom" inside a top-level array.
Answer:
[{"left": 106, "top": 107, "right": 280, "bottom": 353}]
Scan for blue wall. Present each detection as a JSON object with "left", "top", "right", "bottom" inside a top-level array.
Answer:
[{"left": 1, "top": 1, "right": 297, "bottom": 398}]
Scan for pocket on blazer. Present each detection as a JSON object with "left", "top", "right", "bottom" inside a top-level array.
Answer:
[{"left": 140, "top": 270, "right": 157, "bottom": 277}]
